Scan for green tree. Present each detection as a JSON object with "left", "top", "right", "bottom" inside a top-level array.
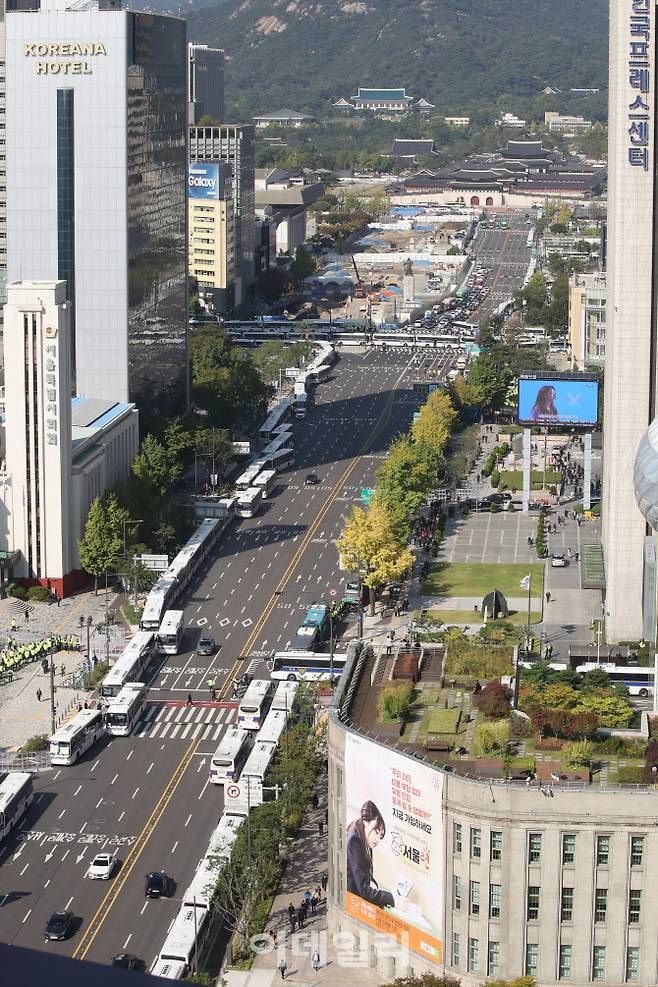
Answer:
[
  {"left": 336, "top": 501, "right": 414, "bottom": 614},
  {"left": 382, "top": 976, "right": 462, "bottom": 987},
  {"left": 467, "top": 354, "right": 512, "bottom": 412},
  {"left": 472, "top": 719, "right": 510, "bottom": 756},
  {"left": 574, "top": 690, "right": 634, "bottom": 728},
  {"left": 78, "top": 496, "right": 122, "bottom": 593},
  {"left": 132, "top": 434, "right": 180, "bottom": 501},
  {"left": 377, "top": 683, "right": 415, "bottom": 722},
  {"left": 290, "top": 246, "right": 318, "bottom": 283},
  {"left": 561, "top": 740, "right": 594, "bottom": 769}
]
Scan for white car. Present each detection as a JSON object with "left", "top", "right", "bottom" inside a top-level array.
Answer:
[
  {"left": 551, "top": 555, "right": 568, "bottom": 568},
  {"left": 87, "top": 852, "right": 116, "bottom": 880}
]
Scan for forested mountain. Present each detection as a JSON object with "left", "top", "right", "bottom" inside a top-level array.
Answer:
[{"left": 187, "top": 0, "right": 608, "bottom": 119}]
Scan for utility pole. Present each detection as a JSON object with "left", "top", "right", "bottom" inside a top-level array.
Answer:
[{"left": 49, "top": 644, "right": 56, "bottom": 735}]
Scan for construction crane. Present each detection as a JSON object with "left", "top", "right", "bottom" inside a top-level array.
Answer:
[{"left": 350, "top": 253, "right": 367, "bottom": 298}]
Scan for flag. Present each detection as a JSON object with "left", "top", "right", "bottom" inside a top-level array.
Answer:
[{"left": 520, "top": 574, "right": 531, "bottom": 591}]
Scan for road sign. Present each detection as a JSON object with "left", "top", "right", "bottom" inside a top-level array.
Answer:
[
  {"left": 137, "top": 553, "right": 169, "bottom": 572},
  {"left": 226, "top": 784, "right": 240, "bottom": 800},
  {"left": 360, "top": 488, "right": 375, "bottom": 505}
]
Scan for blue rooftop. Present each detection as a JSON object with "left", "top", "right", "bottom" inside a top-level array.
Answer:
[{"left": 353, "top": 88, "right": 412, "bottom": 101}]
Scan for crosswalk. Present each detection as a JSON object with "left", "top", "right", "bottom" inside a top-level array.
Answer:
[{"left": 131, "top": 704, "right": 235, "bottom": 741}]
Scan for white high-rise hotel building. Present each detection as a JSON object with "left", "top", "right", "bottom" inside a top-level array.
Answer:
[{"left": 603, "top": 0, "right": 657, "bottom": 641}]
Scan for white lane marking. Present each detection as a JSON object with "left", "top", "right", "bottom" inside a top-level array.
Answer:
[
  {"left": 132, "top": 787, "right": 140, "bottom": 800},
  {"left": 91, "top": 760, "right": 99, "bottom": 772},
  {"left": 185, "top": 814, "right": 192, "bottom": 827},
  {"left": 201, "top": 724, "right": 213, "bottom": 740},
  {"left": 150, "top": 724, "right": 162, "bottom": 739},
  {"left": 170, "top": 725, "right": 181, "bottom": 738},
  {"left": 65, "top": 896, "right": 74, "bottom": 909},
  {"left": 44, "top": 879, "right": 50, "bottom": 889},
  {"left": 141, "top": 901, "right": 148, "bottom": 915},
  {"left": 118, "top": 811, "right": 125, "bottom": 823},
  {"left": 192, "top": 723, "right": 203, "bottom": 739},
  {"left": 22, "top": 909, "right": 32, "bottom": 924},
  {"left": 111, "top": 773, "right": 119, "bottom": 785},
  {"left": 61, "top": 850, "right": 70, "bottom": 862},
  {"left": 159, "top": 724, "right": 171, "bottom": 738},
  {"left": 172, "top": 841, "right": 179, "bottom": 853},
  {"left": 127, "top": 750, "right": 133, "bottom": 761},
  {"left": 123, "top": 934, "right": 133, "bottom": 949},
  {"left": 181, "top": 723, "right": 193, "bottom": 739},
  {"left": 20, "top": 863, "right": 29, "bottom": 876},
  {"left": 197, "top": 779, "right": 210, "bottom": 800},
  {"left": 175, "top": 707, "right": 187, "bottom": 722},
  {"left": 73, "top": 785, "right": 82, "bottom": 797},
  {"left": 147, "top": 762, "right": 154, "bottom": 774},
  {"left": 212, "top": 724, "right": 223, "bottom": 740},
  {"left": 53, "top": 771, "right": 61, "bottom": 781},
  {"left": 58, "top": 809, "right": 66, "bottom": 819},
  {"left": 95, "top": 798, "right": 103, "bottom": 809}
]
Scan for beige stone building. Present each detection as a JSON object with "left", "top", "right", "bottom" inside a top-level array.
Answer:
[{"left": 568, "top": 272, "right": 606, "bottom": 370}]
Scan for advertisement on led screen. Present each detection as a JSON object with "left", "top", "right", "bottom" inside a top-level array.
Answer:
[
  {"left": 188, "top": 162, "right": 220, "bottom": 200},
  {"left": 344, "top": 734, "right": 444, "bottom": 962},
  {"left": 517, "top": 377, "right": 599, "bottom": 427}
]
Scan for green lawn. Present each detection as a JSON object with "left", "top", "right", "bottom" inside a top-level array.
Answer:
[
  {"left": 421, "top": 562, "right": 544, "bottom": 600},
  {"left": 426, "top": 609, "right": 542, "bottom": 625},
  {"left": 428, "top": 708, "right": 461, "bottom": 735},
  {"left": 499, "top": 469, "right": 562, "bottom": 490}
]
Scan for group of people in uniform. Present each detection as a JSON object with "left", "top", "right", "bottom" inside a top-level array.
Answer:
[{"left": 0, "top": 633, "right": 80, "bottom": 678}]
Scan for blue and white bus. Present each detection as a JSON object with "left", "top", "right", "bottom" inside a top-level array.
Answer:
[
  {"left": 575, "top": 662, "right": 653, "bottom": 697},
  {"left": 267, "top": 651, "right": 347, "bottom": 682}
]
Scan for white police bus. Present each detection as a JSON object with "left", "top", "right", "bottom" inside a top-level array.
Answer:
[
  {"left": 105, "top": 683, "right": 146, "bottom": 737},
  {"left": 50, "top": 708, "right": 105, "bottom": 765},
  {"left": 157, "top": 610, "right": 185, "bottom": 656},
  {"left": 237, "top": 679, "right": 274, "bottom": 730},
  {"left": 99, "top": 631, "right": 155, "bottom": 699},
  {"left": 0, "top": 772, "right": 33, "bottom": 843},
  {"left": 209, "top": 727, "right": 251, "bottom": 785}
]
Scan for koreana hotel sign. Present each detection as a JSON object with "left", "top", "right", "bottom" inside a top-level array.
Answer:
[{"left": 24, "top": 41, "right": 107, "bottom": 75}]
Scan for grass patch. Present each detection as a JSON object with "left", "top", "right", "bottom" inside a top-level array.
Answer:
[
  {"left": 121, "top": 601, "right": 143, "bottom": 626},
  {"left": 426, "top": 609, "right": 542, "bottom": 625},
  {"left": 421, "top": 562, "right": 544, "bottom": 600},
  {"left": 443, "top": 631, "right": 514, "bottom": 679},
  {"left": 428, "top": 708, "right": 461, "bottom": 735},
  {"left": 499, "top": 469, "right": 562, "bottom": 490}
]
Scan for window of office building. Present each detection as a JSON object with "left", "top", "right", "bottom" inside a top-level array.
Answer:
[
  {"left": 559, "top": 945, "right": 572, "bottom": 980},
  {"left": 592, "top": 946, "right": 606, "bottom": 981},
  {"left": 562, "top": 834, "right": 576, "bottom": 864},
  {"left": 488, "top": 941, "right": 500, "bottom": 977},
  {"left": 489, "top": 883, "right": 501, "bottom": 919},
  {"left": 56, "top": 88, "right": 75, "bottom": 382},
  {"left": 453, "top": 822, "right": 462, "bottom": 854},
  {"left": 451, "top": 932, "right": 460, "bottom": 968},
  {"left": 560, "top": 887, "right": 573, "bottom": 922},
  {"left": 596, "top": 835, "right": 610, "bottom": 866},
  {"left": 527, "top": 886, "right": 540, "bottom": 921},
  {"left": 628, "top": 889, "right": 641, "bottom": 924},
  {"left": 528, "top": 833, "right": 542, "bottom": 863},
  {"left": 467, "top": 938, "right": 479, "bottom": 973},
  {"left": 594, "top": 888, "right": 607, "bottom": 923},
  {"left": 630, "top": 836, "right": 644, "bottom": 866},
  {"left": 490, "top": 830, "right": 502, "bottom": 861},
  {"left": 453, "top": 875, "right": 461, "bottom": 910},
  {"left": 626, "top": 947, "right": 640, "bottom": 982},
  {"left": 469, "top": 880, "right": 480, "bottom": 916},
  {"left": 525, "top": 943, "right": 539, "bottom": 978},
  {"left": 470, "top": 828, "right": 481, "bottom": 859}
]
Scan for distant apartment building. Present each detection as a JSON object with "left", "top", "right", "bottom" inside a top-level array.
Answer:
[
  {"left": 188, "top": 43, "right": 224, "bottom": 125},
  {"left": 545, "top": 111, "right": 593, "bottom": 135},
  {"left": 252, "top": 109, "right": 315, "bottom": 129},
  {"left": 496, "top": 112, "right": 526, "bottom": 128},
  {"left": 188, "top": 162, "right": 235, "bottom": 315},
  {"left": 444, "top": 115, "right": 470, "bottom": 127},
  {"left": 568, "top": 271, "right": 606, "bottom": 369},
  {"left": 189, "top": 125, "right": 255, "bottom": 304}
]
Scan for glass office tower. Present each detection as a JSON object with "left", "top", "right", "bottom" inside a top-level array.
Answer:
[{"left": 6, "top": 4, "right": 188, "bottom": 424}]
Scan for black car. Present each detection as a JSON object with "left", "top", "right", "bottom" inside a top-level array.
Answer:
[
  {"left": 304, "top": 472, "right": 319, "bottom": 485},
  {"left": 45, "top": 910, "right": 74, "bottom": 941},
  {"left": 112, "top": 953, "right": 139, "bottom": 970},
  {"left": 145, "top": 871, "right": 174, "bottom": 899},
  {"left": 197, "top": 636, "right": 216, "bottom": 656}
]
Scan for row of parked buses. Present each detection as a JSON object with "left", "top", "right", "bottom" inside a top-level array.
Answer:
[{"left": 150, "top": 681, "right": 300, "bottom": 980}]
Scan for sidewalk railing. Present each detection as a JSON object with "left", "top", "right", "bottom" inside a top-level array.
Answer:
[{"left": 0, "top": 750, "right": 51, "bottom": 772}]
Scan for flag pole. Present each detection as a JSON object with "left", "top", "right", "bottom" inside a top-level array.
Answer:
[{"left": 526, "top": 574, "right": 531, "bottom": 655}]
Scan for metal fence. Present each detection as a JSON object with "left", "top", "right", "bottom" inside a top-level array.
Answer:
[{"left": 0, "top": 750, "right": 51, "bottom": 773}]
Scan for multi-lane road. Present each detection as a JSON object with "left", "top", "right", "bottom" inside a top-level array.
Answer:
[
  {"left": 470, "top": 211, "right": 532, "bottom": 323},
  {"left": 0, "top": 348, "right": 442, "bottom": 972}
]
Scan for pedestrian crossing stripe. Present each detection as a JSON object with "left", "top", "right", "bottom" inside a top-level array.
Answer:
[{"left": 130, "top": 704, "right": 235, "bottom": 740}]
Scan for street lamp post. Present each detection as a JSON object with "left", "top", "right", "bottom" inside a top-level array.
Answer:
[
  {"left": 122, "top": 518, "right": 143, "bottom": 600},
  {"left": 85, "top": 615, "right": 93, "bottom": 677},
  {"left": 49, "top": 642, "right": 56, "bottom": 735}
]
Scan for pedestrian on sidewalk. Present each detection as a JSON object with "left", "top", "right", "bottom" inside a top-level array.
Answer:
[
  {"left": 289, "top": 913, "right": 297, "bottom": 933},
  {"left": 304, "top": 889, "right": 312, "bottom": 907},
  {"left": 288, "top": 902, "right": 295, "bottom": 922},
  {"left": 36, "top": 687, "right": 42, "bottom": 703},
  {"left": 278, "top": 959, "right": 288, "bottom": 980},
  {"left": 546, "top": 591, "right": 551, "bottom": 604},
  {"left": 186, "top": 693, "right": 193, "bottom": 706},
  {"left": 269, "top": 929, "right": 278, "bottom": 949},
  {"left": 311, "top": 792, "right": 319, "bottom": 811},
  {"left": 24, "top": 610, "right": 29, "bottom": 624},
  {"left": 322, "top": 872, "right": 328, "bottom": 893},
  {"left": 297, "top": 906, "right": 305, "bottom": 929},
  {"left": 318, "top": 819, "right": 324, "bottom": 837},
  {"left": 310, "top": 894, "right": 317, "bottom": 915},
  {"left": 324, "top": 807, "right": 328, "bottom": 824},
  {"left": 10, "top": 618, "right": 16, "bottom": 632},
  {"left": 312, "top": 950, "right": 320, "bottom": 972}
]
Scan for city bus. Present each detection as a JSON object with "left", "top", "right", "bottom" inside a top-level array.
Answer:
[
  {"left": 0, "top": 772, "right": 33, "bottom": 843},
  {"left": 209, "top": 727, "right": 251, "bottom": 785},
  {"left": 575, "top": 662, "right": 654, "bottom": 697},
  {"left": 50, "top": 708, "right": 105, "bottom": 765},
  {"left": 261, "top": 432, "right": 291, "bottom": 457},
  {"left": 259, "top": 398, "right": 293, "bottom": 444},
  {"left": 157, "top": 610, "right": 185, "bottom": 656},
  {"left": 105, "top": 683, "right": 146, "bottom": 737},
  {"left": 183, "top": 814, "right": 243, "bottom": 911},
  {"left": 236, "top": 487, "right": 262, "bottom": 519},
  {"left": 237, "top": 679, "right": 274, "bottom": 730},
  {"left": 308, "top": 365, "right": 331, "bottom": 384},
  {"left": 235, "top": 461, "right": 265, "bottom": 492},
  {"left": 241, "top": 740, "right": 277, "bottom": 790},
  {"left": 253, "top": 469, "right": 277, "bottom": 499},
  {"left": 257, "top": 707, "right": 288, "bottom": 748},
  {"left": 150, "top": 904, "right": 212, "bottom": 981},
  {"left": 262, "top": 448, "right": 295, "bottom": 472},
  {"left": 271, "top": 680, "right": 299, "bottom": 714},
  {"left": 267, "top": 651, "right": 347, "bottom": 682},
  {"left": 99, "top": 631, "right": 156, "bottom": 699}
]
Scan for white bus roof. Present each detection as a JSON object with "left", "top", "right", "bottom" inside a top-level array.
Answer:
[
  {"left": 158, "top": 610, "right": 185, "bottom": 635},
  {"left": 107, "top": 682, "right": 145, "bottom": 713},
  {"left": 272, "top": 680, "right": 298, "bottom": 712},
  {"left": 239, "top": 679, "right": 273, "bottom": 711},
  {"left": 257, "top": 708, "right": 288, "bottom": 747},
  {"left": 273, "top": 423, "right": 293, "bottom": 434},
  {"left": 183, "top": 814, "right": 243, "bottom": 908},
  {"left": 237, "top": 487, "right": 262, "bottom": 505},
  {"left": 141, "top": 579, "right": 176, "bottom": 624},
  {"left": 262, "top": 433, "right": 289, "bottom": 456},
  {"left": 150, "top": 957, "right": 186, "bottom": 980},
  {"left": 50, "top": 708, "right": 103, "bottom": 743},
  {"left": 236, "top": 463, "right": 262, "bottom": 486},
  {"left": 254, "top": 470, "right": 276, "bottom": 487},
  {"left": 241, "top": 740, "right": 277, "bottom": 782},
  {"left": 0, "top": 772, "right": 32, "bottom": 813},
  {"left": 156, "top": 904, "right": 208, "bottom": 965},
  {"left": 211, "top": 727, "right": 250, "bottom": 764}
]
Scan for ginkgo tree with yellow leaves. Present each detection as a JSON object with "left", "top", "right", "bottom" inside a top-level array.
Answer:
[{"left": 336, "top": 498, "right": 414, "bottom": 614}]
